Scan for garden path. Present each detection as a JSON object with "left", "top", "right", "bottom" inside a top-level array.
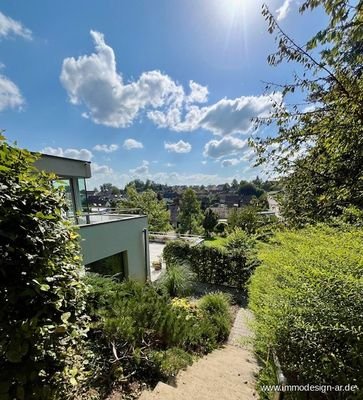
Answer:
[{"left": 138, "top": 308, "right": 259, "bottom": 400}]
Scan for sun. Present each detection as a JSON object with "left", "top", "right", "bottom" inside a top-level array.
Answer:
[{"left": 212, "top": 0, "right": 260, "bottom": 25}]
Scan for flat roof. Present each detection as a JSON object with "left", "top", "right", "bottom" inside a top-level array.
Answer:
[{"left": 33, "top": 153, "right": 92, "bottom": 178}]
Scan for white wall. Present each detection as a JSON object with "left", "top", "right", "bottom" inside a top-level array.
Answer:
[{"left": 79, "top": 216, "right": 149, "bottom": 281}]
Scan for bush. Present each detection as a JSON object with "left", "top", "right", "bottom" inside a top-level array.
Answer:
[
  {"left": 0, "top": 137, "right": 90, "bottom": 399},
  {"left": 85, "top": 277, "right": 234, "bottom": 389},
  {"left": 224, "top": 228, "right": 256, "bottom": 251},
  {"left": 150, "top": 348, "right": 193, "bottom": 377},
  {"left": 249, "top": 226, "right": 363, "bottom": 398},
  {"left": 199, "top": 293, "right": 232, "bottom": 341},
  {"left": 163, "top": 240, "right": 191, "bottom": 266},
  {"left": 158, "top": 264, "right": 196, "bottom": 297},
  {"left": 163, "top": 241, "right": 258, "bottom": 289}
]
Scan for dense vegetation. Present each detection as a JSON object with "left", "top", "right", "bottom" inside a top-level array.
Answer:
[
  {"left": 85, "top": 275, "right": 232, "bottom": 397},
  {"left": 252, "top": 0, "right": 363, "bottom": 225},
  {"left": 163, "top": 235, "right": 258, "bottom": 289},
  {"left": 249, "top": 226, "right": 363, "bottom": 398},
  {"left": 118, "top": 185, "right": 171, "bottom": 232},
  {"left": 0, "top": 136, "right": 89, "bottom": 399},
  {"left": 177, "top": 188, "right": 204, "bottom": 234}
]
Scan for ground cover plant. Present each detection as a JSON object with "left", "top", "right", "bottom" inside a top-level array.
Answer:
[
  {"left": 248, "top": 226, "right": 363, "bottom": 399},
  {"left": 84, "top": 275, "right": 233, "bottom": 398}
]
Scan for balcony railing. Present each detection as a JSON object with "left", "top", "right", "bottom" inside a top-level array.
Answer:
[{"left": 68, "top": 208, "right": 145, "bottom": 226}]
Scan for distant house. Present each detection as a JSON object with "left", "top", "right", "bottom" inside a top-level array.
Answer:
[
  {"left": 34, "top": 154, "right": 150, "bottom": 281},
  {"left": 267, "top": 192, "right": 281, "bottom": 217}
]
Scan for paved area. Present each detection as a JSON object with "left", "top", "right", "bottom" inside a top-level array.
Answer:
[
  {"left": 139, "top": 308, "right": 259, "bottom": 400},
  {"left": 149, "top": 242, "right": 166, "bottom": 282},
  {"left": 228, "top": 308, "right": 254, "bottom": 348}
]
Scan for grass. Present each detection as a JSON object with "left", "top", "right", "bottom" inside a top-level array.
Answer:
[{"left": 203, "top": 236, "right": 228, "bottom": 249}]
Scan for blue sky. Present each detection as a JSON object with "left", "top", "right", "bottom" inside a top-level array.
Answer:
[{"left": 0, "top": 0, "right": 326, "bottom": 188}]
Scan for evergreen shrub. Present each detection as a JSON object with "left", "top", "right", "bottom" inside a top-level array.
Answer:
[{"left": 85, "top": 278, "right": 233, "bottom": 386}]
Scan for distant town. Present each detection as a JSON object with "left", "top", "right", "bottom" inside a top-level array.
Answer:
[{"left": 85, "top": 177, "right": 282, "bottom": 228}]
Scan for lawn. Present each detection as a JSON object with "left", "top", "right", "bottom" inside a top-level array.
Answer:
[{"left": 203, "top": 236, "right": 228, "bottom": 249}]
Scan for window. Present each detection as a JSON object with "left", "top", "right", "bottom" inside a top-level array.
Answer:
[{"left": 86, "top": 251, "right": 128, "bottom": 280}]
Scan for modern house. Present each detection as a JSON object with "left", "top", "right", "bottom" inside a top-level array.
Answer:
[{"left": 34, "top": 154, "right": 150, "bottom": 281}]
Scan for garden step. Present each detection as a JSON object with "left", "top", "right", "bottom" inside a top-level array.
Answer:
[{"left": 139, "top": 346, "right": 258, "bottom": 400}]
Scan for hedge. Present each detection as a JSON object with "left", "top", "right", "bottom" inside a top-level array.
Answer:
[
  {"left": 163, "top": 240, "right": 257, "bottom": 289},
  {"left": 248, "top": 225, "right": 363, "bottom": 398}
]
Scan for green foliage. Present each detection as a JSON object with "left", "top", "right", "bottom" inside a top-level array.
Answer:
[
  {"left": 149, "top": 348, "right": 193, "bottom": 378},
  {"left": 158, "top": 264, "right": 196, "bottom": 297},
  {"left": 202, "top": 208, "right": 219, "bottom": 237},
  {"left": 119, "top": 186, "right": 171, "bottom": 232},
  {"left": 249, "top": 226, "right": 363, "bottom": 396},
  {"left": 227, "top": 206, "right": 265, "bottom": 234},
  {"left": 238, "top": 181, "right": 264, "bottom": 198},
  {"left": 198, "top": 293, "right": 232, "bottom": 342},
  {"left": 253, "top": 1, "right": 363, "bottom": 225},
  {"left": 224, "top": 228, "right": 256, "bottom": 252},
  {"left": 163, "top": 240, "right": 258, "bottom": 289},
  {"left": 178, "top": 188, "right": 203, "bottom": 234},
  {"left": 85, "top": 278, "right": 233, "bottom": 388},
  {"left": 0, "top": 136, "right": 90, "bottom": 399},
  {"left": 214, "top": 221, "right": 227, "bottom": 235},
  {"left": 163, "top": 240, "right": 191, "bottom": 266}
]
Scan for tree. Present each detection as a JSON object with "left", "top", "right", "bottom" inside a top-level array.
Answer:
[
  {"left": 119, "top": 186, "right": 171, "bottom": 232},
  {"left": 252, "top": 0, "right": 363, "bottom": 224},
  {"left": 0, "top": 136, "right": 89, "bottom": 398},
  {"left": 178, "top": 188, "right": 203, "bottom": 234},
  {"left": 100, "top": 183, "right": 113, "bottom": 193},
  {"left": 231, "top": 179, "right": 239, "bottom": 191},
  {"left": 227, "top": 206, "right": 263, "bottom": 234},
  {"left": 238, "top": 181, "right": 264, "bottom": 198},
  {"left": 202, "top": 209, "right": 219, "bottom": 237}
]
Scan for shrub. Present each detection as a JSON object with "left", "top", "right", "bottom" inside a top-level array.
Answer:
[
  {"left": 249, "top": 225, "right": 363, "bottom": 397},
  {"left": 150, "top": 348, "right": 193, "bottom": 377},
  {"left": 199, "top": 293, "right": 232, "bottom": 342},
  {"left": 224, "top": 228, "right": 256, "bottom": 251},
  {"left": 158, "top": 264, "right": 196, "bottom": 297},
  {"left": 0, "top": 137, "right": 90, "bottom": 399},
  {"left": 85, "top": 277, "right": 233, "bottom": 389},
  {"left": 163, "top": 241, "right": 258, "bottom": 289},
  {"left": 163, "top": 240, "right": 191, "bottom": 266}
]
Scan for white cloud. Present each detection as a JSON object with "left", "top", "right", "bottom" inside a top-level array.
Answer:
[
  {"left": 164, "top": 163, "right": 175, "bottom": 167},
  {"left": 276, "top": 0, "right": 292, "bottom": 21},
  {"left": 0, "top": 11, "right": 32, "bottom": 40},
  {"left": 61, "top": 30, "right": 185, "bottom": 128},
  {"left": 187, "top": 80, "right": 208, "bottom": 104},
  {"left": 203, "top": 136, "right": 248, "bottom": 159},
  {"left": 221, "top": 158, "right": 241, "bottom": 167},
  {"left": 198, "top": 94, "right": 282, "bottom": 136},
  {"left": 41, "top": 146, "right": 93, "bottom": 161},
  {"left": 92, "top": 162, "right": 113, "bottom": 174},
  {"left": 0, "top": 73, "right": 25, "bottom": 111},
  {"left": 164, "top": 140, "right": 192, "bottom": 154},
  {"left": 93, "top": 143, "right": 119, "bottom": 153},
  {"left": 60, "top": 31, "right": 280, "bottom": 136},
  {"left": 123, "top": 138, "right": 144, "bottom": 150},
  {"left": 129, "top": 160, "right": 149, "bottom": 175}
]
